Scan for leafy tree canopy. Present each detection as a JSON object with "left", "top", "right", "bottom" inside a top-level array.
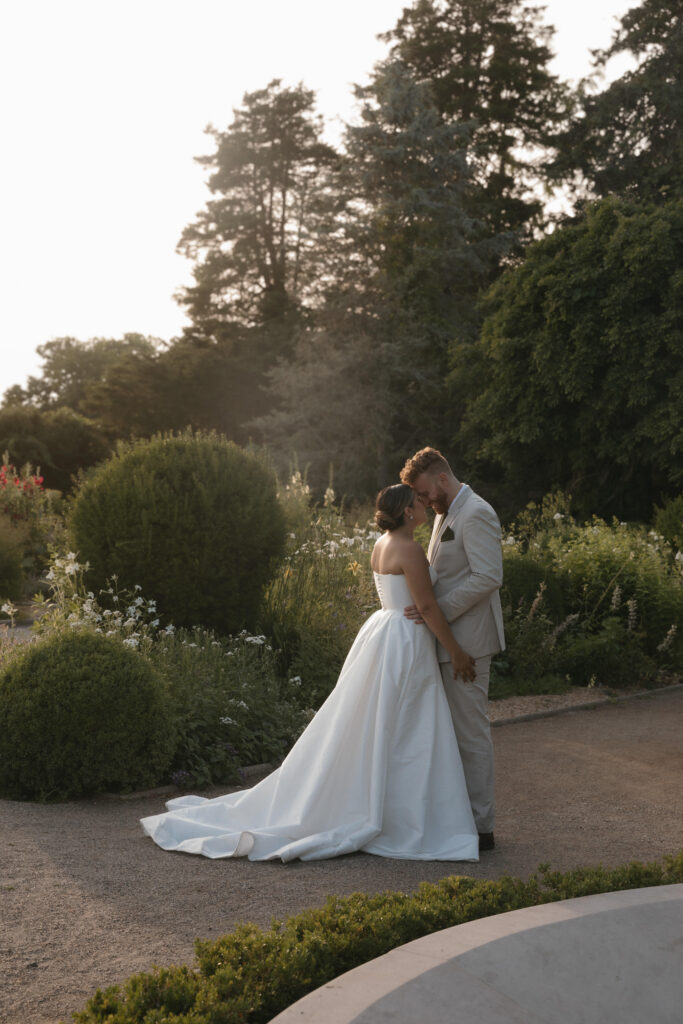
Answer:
[
  {"left": 556, "top": 0, "right": 683, "bottom": 202},
  {"left": 383, "top": 0, "right": 571, "bottom": 244},
  {"left": 3, "top": 335, "right": 160, "bottom": 413},
  {"left": 452, "top": 197, "right": 683, "bottom": 521}
]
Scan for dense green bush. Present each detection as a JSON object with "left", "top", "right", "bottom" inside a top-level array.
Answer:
[
  {"left": 72, "top": 851, "right": 683, "bottom": 1024},
  {"left": 501, "top": 549, "right": 567, "bottom": 621},
  {"left": 69, "top": 431, "right": 286, "bottom": 635},
  {"left": 0, "top": 631, "right": 175, "bottom": 800},
  {"left": 155, "top": 627, "right": 309, "bottom": 788},
  {"left": 654, "top": 494, "right": 683, "bottom": 552},
  {"left": 556, "top": 617, "right": 658, "bottom": 689},
  {"left": 545, "top": 519, "right": 683, "bottom": 661},
  {"left": 0, "top": 518, "right": 24, "bottom": 602},
  {"left": 0, "top": 404, "right": 110, "bottom": 493}
]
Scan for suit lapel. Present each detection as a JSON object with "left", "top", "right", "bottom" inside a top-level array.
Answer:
[
  {"left": 428, "top": 486, "right": 472, "bottom": 564},
  {"left": 427, "top": 513, "right": 443, "bottom": 563},
  {"left": 428, "top": 512, "right": 452, "bottom": 564}
]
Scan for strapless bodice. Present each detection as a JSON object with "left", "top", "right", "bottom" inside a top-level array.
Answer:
[{"left": 373, "top": 567, "right": 437, "bottom": 611}]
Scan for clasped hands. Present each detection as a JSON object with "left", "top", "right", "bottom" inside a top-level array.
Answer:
[{"left": 404, "top": 603, "right": 476, "bottom": 683}]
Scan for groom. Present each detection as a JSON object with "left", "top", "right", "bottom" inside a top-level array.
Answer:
[{"left": 400, "top": 447, "right": 504, "bottom": 850}]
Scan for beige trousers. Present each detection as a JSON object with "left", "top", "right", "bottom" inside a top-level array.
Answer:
[{"left": 439, "top": 655, "right": 495, "bottom": 834}]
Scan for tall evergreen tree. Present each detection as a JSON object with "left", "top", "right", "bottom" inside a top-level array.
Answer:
[
  {"left": 177, "top": 80, "right": 341, "bottom": 350},
  {"left": 383, "top": 0, "right": 570, "bottom": 249},
  {"left": 555, "top": 0, "right": 682, "bottom": 202},
  {"left": 254, "top": 63, "right": 490, "bottom": 492}
]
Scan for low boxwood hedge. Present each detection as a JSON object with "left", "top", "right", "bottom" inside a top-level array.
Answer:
[{"left": 71, "top": 851, "right": 683, "bottom": 1024}]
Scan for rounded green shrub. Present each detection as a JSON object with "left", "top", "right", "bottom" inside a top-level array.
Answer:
[
  {"left": 0, "top": 631, "right": 175, "bottom": 800},
  {"left": 68, "top": 432, "right": 286, "bottom": 634}
]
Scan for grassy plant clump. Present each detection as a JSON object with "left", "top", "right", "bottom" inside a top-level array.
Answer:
[
  {"left": 69, "top": 431, "right": 286, "bottom": 635},
  {"left": 260, "top": 474, "right": 380, "bottom": 706},
  {"left": 72, "top": 851, "right": 683, "bottom": 1024},
  {"left": 0, "top": 630, "right": 175, "bottom": 800}
]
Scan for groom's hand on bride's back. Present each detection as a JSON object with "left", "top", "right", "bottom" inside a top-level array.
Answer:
[{"left": 404, "top": 603, "right": 425, "bottom": 624}]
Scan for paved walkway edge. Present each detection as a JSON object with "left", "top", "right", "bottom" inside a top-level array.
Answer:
[
  {"left": 269, "top": 884, "right": 683, "bottom": 1024},
  {"left": 491, "top": 682, "right": 683, "bottom": 727}
]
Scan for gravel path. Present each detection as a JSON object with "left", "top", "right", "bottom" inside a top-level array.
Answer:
[{"left": 1, "top": 687, "right": 682, "bottom": 1024}]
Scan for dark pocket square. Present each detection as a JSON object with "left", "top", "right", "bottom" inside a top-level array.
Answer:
[{"left": 441, "top": 526, "right": 455, "bottom": 542}]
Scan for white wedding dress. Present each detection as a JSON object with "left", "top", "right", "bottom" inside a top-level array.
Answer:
[{"left": 140, "top": 569, "right": 479, "bottom": 862}]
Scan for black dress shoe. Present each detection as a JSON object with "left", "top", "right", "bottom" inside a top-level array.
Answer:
[{"left": 478, "top": 832, "right": 495, "bottom": 851}]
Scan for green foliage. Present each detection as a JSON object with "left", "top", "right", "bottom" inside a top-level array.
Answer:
[
  {"left": 0, "top": 403, "right": 110, "bottom": 493},
  {"left": 155, "top": 627, "right": 308, "bottom": 789},
  {"left": 0, "top": 518, "right": 24, "bottom": 602},
  {"left": 178, "top": 79, "right": 339, "bottom": 340},
  {"left": 545, "top": 517, "right": 683, "bottom": 662},
  {"left": 0, "top": 454, "right": 64, "bottom": 590},
  {"left": 260, "top": 476, "right": 379, "bottom": 707},
  {"left": 2, "top": 335, "right": 159, "bottom": 413},
  {"left": 492, "top": 494, "right": 682, "bottom": 695},
  {"left": 385, "top": 0, "right": 571, "bottom": 246},
  {"left": 556, "top": 617, "right": 658, "bottom": 689},
  {"left": 72, "top": 851, "right": 683, "bottom": 1024},
  {"left": 555, "top": 0, "right": 683, "bottom": 202},
  {"left": 29, "top": 552, "right": 306, "bottom": 789},
  {"left": 69, "top": 432, "right": 286, "bottom": 635},
  {"left": 0, "top": 631, "right": 174, "bottom": 800},
  {"left": 454, "top": 197, "right": 683, "bottom": 521},
  {"left": 500, "top": 549, "right": 567, "bottom": 621},
  {"left": 654, "top": 493, "right": 683, "bottom": 552}
]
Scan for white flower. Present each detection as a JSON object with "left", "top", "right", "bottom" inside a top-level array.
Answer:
[
  {"left": 553, "top": 513, "right": 564, "bottom": 520},
  {"left": 134, "top": 584, "right": 142, "bottom": 592},
  {"left": 504, "top": 536, "right": 515, "bottom": 546},
  {"left": 122, "top": 637, "right": 139, "bottom": 648},
  {"left": 164, "top": 624, "right": 175, "bottom": 634},
  {"left": 150, "top": 618, "right": 160, "bottom": 628},
  {"left": 289, "top": 675, "right": 302, "bottom": 686},
  {"left": 219, "top": 716, "right": 236, "bottom": 725}
]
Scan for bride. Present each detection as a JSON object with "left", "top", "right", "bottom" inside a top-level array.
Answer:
[{"left": 141, "top": 484, "right": 480, "bottom": 862}]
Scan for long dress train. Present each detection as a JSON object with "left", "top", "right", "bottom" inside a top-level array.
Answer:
[{"left": 140, "top": 570, "right": 479, "bottom": 862}]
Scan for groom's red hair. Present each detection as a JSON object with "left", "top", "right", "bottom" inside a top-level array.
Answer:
[{"left": 400, "top": 447, "right": 451, "bottom": 485}]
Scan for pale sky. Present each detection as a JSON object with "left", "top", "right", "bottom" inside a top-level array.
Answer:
[{"left": 1, "top": 0, "right": 634, "bottom": 394}]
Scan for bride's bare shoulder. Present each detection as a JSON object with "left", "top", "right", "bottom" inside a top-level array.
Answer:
[{"left": 401, "top": 538, "right": 429, "bottom": 567}]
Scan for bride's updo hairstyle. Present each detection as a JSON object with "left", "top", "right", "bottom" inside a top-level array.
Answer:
[{"left": 375, "top": 484, "right": 415, "bottom": 532}]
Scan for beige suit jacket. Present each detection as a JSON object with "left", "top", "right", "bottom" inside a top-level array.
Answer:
[{"left": 429, "top": 485, "right": 505, "bottom": 662}]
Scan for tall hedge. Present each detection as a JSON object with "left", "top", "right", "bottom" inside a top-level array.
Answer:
[{"left": 69, "top": 432, "right": 286, "bottom": 634}]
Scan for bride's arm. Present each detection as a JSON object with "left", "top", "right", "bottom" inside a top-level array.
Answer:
[{"left": 402, "top": 545, "right": 476, "bottom": 682}]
